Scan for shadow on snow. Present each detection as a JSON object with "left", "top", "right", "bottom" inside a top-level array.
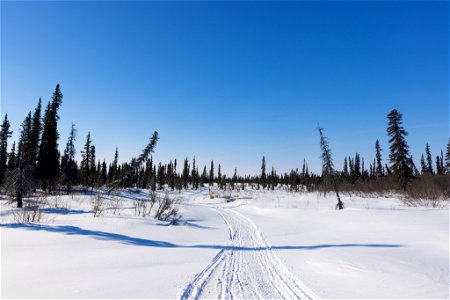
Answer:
[{"left": 0, "top": 223, "right": 404, "bottom": 251}]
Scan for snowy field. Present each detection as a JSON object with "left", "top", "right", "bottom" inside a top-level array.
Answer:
[{"left": 1, "top": 188, "right": 448, "bottom": 299}]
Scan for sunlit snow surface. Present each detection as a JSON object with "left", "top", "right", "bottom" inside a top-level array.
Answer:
[{"left": 1, "top": 188, "right": 448, "bottom": 299}]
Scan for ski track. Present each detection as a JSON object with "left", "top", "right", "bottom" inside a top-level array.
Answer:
[{"left": 180, "top": 204, "right": 317, "bottom": 300}]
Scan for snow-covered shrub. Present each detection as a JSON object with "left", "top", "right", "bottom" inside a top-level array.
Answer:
[
  {"left": 12, "top": 203, "right": 42, "bottom": 223},
  {"left": 92, "top": 194, "right": 105, "bottom": 217},
  {"left": 154, "top": 193, "right": 180, "bottom": 224}
]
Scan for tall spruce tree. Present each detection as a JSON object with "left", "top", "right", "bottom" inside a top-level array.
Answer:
[
  {"left": 375, "top": 139, "right": 383, "bottom": 177},
  {"left": 420, "top": 154, "right": 427, "bottom": 175},
  {"left": 5, "top": 114, "right": 36, "bottom": 207},
  {"left": 218, "top": 164, "right": 222, "bottom": 190},
  {"left": 318, "top": 126, "right": 343, "bottom": 209},
  {"left": 37, "top": 84, "right": 63, "bottom": 193},
  {"left": 0, "top": 114, "right": 12, "bottom": 185},
  {"left": 80, "top": 132, "right": 93, "bottom": 187},
  {"left": 261, "top": 156, "right": 267, "bottom": 189},
  {"left": 446, "top": 139, "right": 450, "bottom": 174},
  {"left": 31, "top": 98, "right": 42, "bottom": 168},
  {"left": 425, "top": 143, "right": 433, "bottom": 174},
  {"left": 209, "top": 160, "right": 214, "bottom": 192},
  {"left": 386, "top": 109, "right": 413, "bottom": 189},
  {"left": 61, "top": 124, "right": 78, "bottom": 193},
  {"left": 7, "top": 142, "right": 16, "bottom": 171}
]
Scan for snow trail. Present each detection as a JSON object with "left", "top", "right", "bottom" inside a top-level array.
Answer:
[{"left": 180, "top": 205, "right": 317, "bottom": 300}]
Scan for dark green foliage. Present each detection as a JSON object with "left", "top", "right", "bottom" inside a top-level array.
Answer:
[
  {"left": 5, "top": 114, "right": 37, "bottom": 207},
  {"left": 209, "top": 160, "right": 214, "bottom": 191},
  {"left": 101, "top": 160, "right": 107, "bottom": 186},
  {"left": 0, "top": 114, "right": 12, "bottom": 185},
  {"left": 446, "top": 139, "right": 450, "bottom": 174},
  {"left": 60, "top": 123, "right": 78, "bottom": 193},
  {"left": 318, "top": 126, "right": 343, "bottom": 209},
  {"left": 261, "top": 156, "right": 267, "bottom": 189},
  {"left": 375, "top": 139, "right": 383, "bottom": 178},
  {"left": 37, "top": 84, "right": 63, "bottom": 193},
  {"left": 31, "top": 98, "right": 42, "bottom": 168},
  {"left": 182, "top": 158, "right": 189, "bottom": 189},
  {"left": 7, "top": 142, "right": 16, "bottom": 171},
  {"left": 387, "top": 109, "right": 413, "bottom": 189},
  {"left": 218, "top": 164, "right": 222, "bottom": 190},
  {"left": 80, "top": 132, "right": 93, "bottom": 187},
  {"left": 425, "top": 143, "right": 433, "bottom": 174},
  {"left": 420, "top": 154, "right": 427, "bottom": 175}
]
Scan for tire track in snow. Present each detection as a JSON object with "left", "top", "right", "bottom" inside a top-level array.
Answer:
[{"left": 180, "top": 205, "right": 317, "bottom": 300}]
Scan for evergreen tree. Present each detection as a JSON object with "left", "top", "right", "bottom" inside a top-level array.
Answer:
[
  {"left": 261, "top": 156, "right": 267, "bottom": 189},
  {"left": 0, "top": 114, "right": 12, "bottom": 185},
  {"left": 209, "top": 160, "right": 214, "bottom": 192},
  {"left": 182, "top": 158, "right": 189, "bottom": 189},
  {"left": 7, "top": 142, "right": 16, "bottom": 171},
  {"left": 5, "top": 114, "right": 36, "bottom": 207},
  {"left": 37, "top": 84, "right": 63, "bottom": 193},
  {"left": 375, "top": 139, "right": 383, "bottom": 177},
  {"left": 101, "top": 160, "right": 107, "bottom": 185},
  {"left": 60, "top": 123, "right": 77, "bottom": 193},
  {"left": 435, "top": 155, "right": 443, "bottom": 175},
  {"left": 201, "top": 165, "right": 207, "bottom": 187},
  {"left": 191, "top": 156, "right": 197, "bottom": 188},
  {"left": 31, "top": 98, "right": 42, "bottom": 168},
  {"left": 446, "top": 139, "right": 450, "bottom": 174},
  {"left": 387, "top": 109, "right": 413, "bottom": 189},
  {"left": 89, "top": 145, "right": 96, "bottom": 188},
  {"left": 343, "top": 157, "right": 349, "bottom": 177},
  {"left": 112, "top": 147, "right": 119, "bottom": 181},
  {"left": 425, "top": 143, "right": 433, "bottom": 174},
  {"left": 80, "top": 132, "right": 93, "bottom": 187},
  {"left": 354, "top": 153, "right": 361, "bottom": 180},
  {"left": 420, "top": 154, "right": 427, "bottom": 175},
  {"left": 218, "top": 164, "right": 222, "bottom": 190},
  {"left": 318, "top": 126, "right": 343, "bottom": 209}
]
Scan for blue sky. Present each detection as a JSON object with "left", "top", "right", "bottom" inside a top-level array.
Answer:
[{"left": 1, "top": 1, "right": 448, "bottom": 176}]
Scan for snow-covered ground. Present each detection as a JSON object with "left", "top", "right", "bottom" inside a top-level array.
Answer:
[{"left": 1, "top": 188, "right": 448, "bottom": 299}]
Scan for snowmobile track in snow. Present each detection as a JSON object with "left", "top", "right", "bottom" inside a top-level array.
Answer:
[{"left": 180, "top": 206, "right": 317, "bottom": 300}]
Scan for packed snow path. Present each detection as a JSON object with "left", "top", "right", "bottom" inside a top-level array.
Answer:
[{"left": 180, "top": 206, "right": 316, "bottom": 300}]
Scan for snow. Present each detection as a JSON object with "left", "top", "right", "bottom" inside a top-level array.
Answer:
[{"left": 1, "top": 188, "right": 448, "bottom": 299}]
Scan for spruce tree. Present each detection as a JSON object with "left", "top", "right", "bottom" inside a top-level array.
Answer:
[
  {"left": 191, "top": 156, "right": 197, "bottom": 189},
  {"left": 31, "top": 98, "right": 42, "bottom": 168},
  {"left": 318, "top": 126, "right": 343, "bottom": 209},
  {"left": 446, "top": 139, "right": 450, "bottom": 174},
  {"left": 61, "top": 123, "right": 77, "bottom": 193},
  {"left": 37, "top": 84, "right": 63, "bottom": 193},
  {"left": 89, "top": 145, "right": 96, "bottom": 188},
  {"left": 261, "top": 156, "right": 267, "bottom": 189},
  {"left": 209, "top": 160, "right": 214, "bottom": 192},
  {"left": 375, "top": 139, "right": 383, "bottom": 177},
  {"left": 5, "top": 114, "right": 36, "bottom": 207},
  {"left": 218, "top": 164, "right": 222, "bottom": 190},
  {"left": 101, "top": 160, "right": 107, "bottom": 185},
  {"left": 80, "top": 132, "right": 92, "bottom": 187},
  {"left": 343, "top": 157, "right": 349, "bottom": 178},
  {"left": 182, "top": 158, "right": 189, "bottom": 189},
  {"left": 112, "top": 147, "right": 119, "bottom": 181},
  {"left": 425, "top": 143, "right": 433, "bottom": 174},
  {"left": 201, "top": 165, "right": 207, "bottom": 187},
  {"left": 0, "top": 114, "right": 12, "bottom": 185},
  {"left": 7, "top": 142, "right": 16, "bottom": 171},
  {"left": 386, "top": 109, "right": 413, "bottom": 189},
  {"left": 420, "top": 154, "right": 427, "bottom": 175}
]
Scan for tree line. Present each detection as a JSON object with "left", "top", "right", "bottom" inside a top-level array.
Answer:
[{"left": 1, "top": 85, "right": 449, "bottom": 208}]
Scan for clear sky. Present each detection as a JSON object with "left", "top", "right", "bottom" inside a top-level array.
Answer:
[{"left": 1, "top": 1, "right": 448, "bottom": 176}]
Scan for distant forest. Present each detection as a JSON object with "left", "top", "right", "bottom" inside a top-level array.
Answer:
[{"left": 1, "top": 85, "right": 449, "bottom": 208}]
